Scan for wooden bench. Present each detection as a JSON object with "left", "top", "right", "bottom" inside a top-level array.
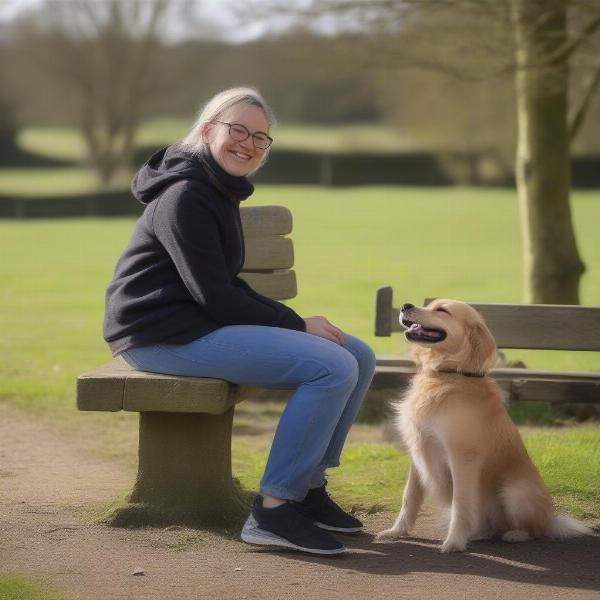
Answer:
[
  {"left": 374, "top": 286, "right": 600, "bottom": 405},
  {"left": 77, "top": 205, "right": 297, "bottom": 528}
]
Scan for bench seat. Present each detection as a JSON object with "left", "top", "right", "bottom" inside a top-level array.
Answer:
[{"left": 77, "top": 356, "right": 237, "bottom": 414}]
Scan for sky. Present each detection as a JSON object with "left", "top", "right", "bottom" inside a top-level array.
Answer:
[
  {"left": 0, "top": 0, "right": 301, "bottom": 43},
  {"left": 0, "top": 0, "right": 356, "bottom": 43}
]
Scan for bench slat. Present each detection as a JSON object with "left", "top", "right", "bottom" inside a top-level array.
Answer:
[
  {"left": 77, "top": 357, "right": 237, "bottom": 414},
  {"left": 243, "top": 237, "right": 293, "bottom": 271},
  {"left": 469, "top": 303, "right": 600, "bottom": 350},
  {"left": 239, "top": 270, "right": 297, "bottom": 300},
  {"left": 377, "top": 285, "right": 600, "bottom": 350},
  {"left": 124, "top": 373, "right": 234, "bottom": 414},
  {"left": 77, "top": 358, "right": 133, "bottom": 411},
  {"left": 372, "top": 365, "right": 600, "bottom": 403},
  {"left": 511, "top": 378, "right": 600, "bottom": 404},
  {"left": 240, "top": 205, "right": 292, "bottom": 237}
]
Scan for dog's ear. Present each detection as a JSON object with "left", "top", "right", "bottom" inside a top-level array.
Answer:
[{"left": 465, "top": 321, "right": 497, "bottom": 374}]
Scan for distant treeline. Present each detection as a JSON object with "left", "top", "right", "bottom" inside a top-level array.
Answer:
[{"left": 4, "top": 26, "right": 600, "bottom": 160}]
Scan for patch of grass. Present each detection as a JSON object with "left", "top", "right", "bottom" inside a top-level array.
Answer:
[
  {"left": 232, "top": 423, "right": 600, "bottom": 520},
  {"left": 17, "top": 127, "right": 86, "bottom": 163},
  {"left": 508, "top": 401, "right": 556, "bottom": 426},
  {"left": 0, "top": 168, "right": 100, "bottom": 197},
  {"left": 0, "top": 573, "right": 73, "bottom": 600},
  {"left": 521, "top": 426, "right": 600, "bottom": 519},
  {"left": 134, "top": 118, "right": 189, "bottom": 149}
]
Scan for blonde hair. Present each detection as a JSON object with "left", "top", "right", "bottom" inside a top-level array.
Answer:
[{"left": 180, "top": 86, "right": 275, "bottom": 170}]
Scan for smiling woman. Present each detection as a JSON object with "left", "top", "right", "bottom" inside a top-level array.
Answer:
[{"left": 102, "top": 86, "right": 377, "bottom": 556}]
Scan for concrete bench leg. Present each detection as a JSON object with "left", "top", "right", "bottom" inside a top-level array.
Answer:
[{"left": 106, "top": 407, "right": 249, "bottom": 529}]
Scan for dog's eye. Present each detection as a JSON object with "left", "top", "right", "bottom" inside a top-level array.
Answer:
[{"left": 435, "top": 307, "right": 450, "bottom": 315}]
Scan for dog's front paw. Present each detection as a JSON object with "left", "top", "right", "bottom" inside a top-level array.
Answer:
[
  {"left": 501, "top": 530, "right": 531, "bottom": 543},
  {"left": 440, "top": 537, "right": 467, "bottom": 553},
  {"left": 376, "top": 524, "right": 410, "bottom": 541}
]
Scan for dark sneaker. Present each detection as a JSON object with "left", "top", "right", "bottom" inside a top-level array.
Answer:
[
  {"left": 241, "top": 496, "right": 345, "bottom": 555},
  {"left": 300, "top": 482, "right": 363, "bottom": 533}
]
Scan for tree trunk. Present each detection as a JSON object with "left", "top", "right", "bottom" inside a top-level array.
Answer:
[{"left": 512, "top": 0, "right": 585, "bottom": 304}]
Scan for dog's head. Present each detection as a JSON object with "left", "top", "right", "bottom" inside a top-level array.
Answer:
[{"left": 401, "top": 299, "right": 497, "bottom": 375}]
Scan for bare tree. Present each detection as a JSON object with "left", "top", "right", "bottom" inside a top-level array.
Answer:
[
  {"left": 241, "top": 0, "right": 600, "bottom": 304},
  {"left": 30, "top": 0, "right": 169, "bottom": 185}
]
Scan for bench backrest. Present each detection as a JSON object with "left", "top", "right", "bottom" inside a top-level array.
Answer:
[
  {"left": 77, "top": 204, "right": 297, "bottom": 414},
  {"left": 239, "top": 205, "right": 296, "bottom": 300},
  {"left": 375, "top": 286, "right": 600, "bottom": 351}
]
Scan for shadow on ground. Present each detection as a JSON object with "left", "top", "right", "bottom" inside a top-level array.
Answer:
[{"left": 248, "top": 527, "right": 600, "bottom": 593}]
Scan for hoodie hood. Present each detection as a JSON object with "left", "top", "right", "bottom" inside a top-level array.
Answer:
[{"left": 131, "top": 144, "right": 254, "bottom": 206}]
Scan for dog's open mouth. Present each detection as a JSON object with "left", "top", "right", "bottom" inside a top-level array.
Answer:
[{"left": 404, "top": 322, "right": 447, "bottom": 343}]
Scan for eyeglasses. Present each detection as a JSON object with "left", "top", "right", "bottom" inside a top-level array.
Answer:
[{"left": 212, "top": 121, "right": 273, "bottom": 150}]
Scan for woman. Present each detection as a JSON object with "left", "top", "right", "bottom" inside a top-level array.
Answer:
[{"left": 103, "top": 87, "right": 376, "bottom": 556}]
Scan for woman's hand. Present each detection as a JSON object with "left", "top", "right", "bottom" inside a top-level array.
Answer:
[{"left": 304, "top": 316, "right": 345, "bottom": 346}]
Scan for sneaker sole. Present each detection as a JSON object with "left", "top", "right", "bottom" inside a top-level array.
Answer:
[
  {"left": 315, "top": 521, "right": 363, "bottom": 533},
  {"left": 241, "top": 515, "right": 345, "bottom": 555}
]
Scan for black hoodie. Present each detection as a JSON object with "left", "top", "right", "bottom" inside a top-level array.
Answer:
[{"left": 103, "top": 144, "right": 306, "bottom": 356}]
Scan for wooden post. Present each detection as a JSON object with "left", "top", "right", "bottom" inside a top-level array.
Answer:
[{"left": 375, "top": 286, "right": 394, "bottom": 337}]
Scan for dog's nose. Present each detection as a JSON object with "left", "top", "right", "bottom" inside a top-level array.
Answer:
[{"left": 402, "top": 303, "right": 415, "bottom": 312}]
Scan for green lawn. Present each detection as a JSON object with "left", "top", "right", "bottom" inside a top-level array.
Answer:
[
  {"left": 0, "top": 185, "right": 599, "bottom": 523},
  {"left": 233, "top": 424, "right": 600, "bottom": 521},
  {"left": 0, "top": 168, "right": 101, "bottom": 197},
  {"left": 17, "top": 127, "right": 87, "bottom": 163},
  {"left": 1, "top": 186, "right": 599, "bottom": 416},
  {"left": 0, "top": 573, "right": 73, "bottom": 600}
]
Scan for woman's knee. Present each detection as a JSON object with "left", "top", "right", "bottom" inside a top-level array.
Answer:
[
  {"left": 343, "top": 335, "right": 377, "bottom": 373},
  {"left": 312, "top": 345, "right": 360, "bottom": 393}
]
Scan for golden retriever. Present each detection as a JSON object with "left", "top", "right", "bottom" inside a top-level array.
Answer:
[{"left": 377, "top": 299, "right": 591, "bottom": 553}]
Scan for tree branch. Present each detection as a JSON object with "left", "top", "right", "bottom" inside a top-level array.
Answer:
[
  {"left": 569, "top": 63, "right": 600, "bottom": 144},
  {"left": 545, "top": 13, "right": 600, "bottom": 65}
]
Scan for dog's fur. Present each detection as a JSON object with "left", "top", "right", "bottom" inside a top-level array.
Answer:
[{"left": 377, "top": 299, "right": 591, "bottom": 553}]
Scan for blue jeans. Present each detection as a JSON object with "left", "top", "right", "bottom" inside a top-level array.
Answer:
[{"left": 120, "top": 326, "right": 376, "bottom": 502}]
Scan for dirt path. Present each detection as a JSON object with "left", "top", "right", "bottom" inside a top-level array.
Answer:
[{"left": 1, "top": 402, "right": 599, "bottom": 600}]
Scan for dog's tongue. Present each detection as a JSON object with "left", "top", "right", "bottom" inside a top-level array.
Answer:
[{"left": 410, "top": 324, "right": 440, "bottom": 338}]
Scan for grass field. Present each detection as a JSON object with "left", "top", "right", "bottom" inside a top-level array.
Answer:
[
  {"left": 233, "top": 415, "right": 600, "bottom": 520},
  {"left": 0, "top": 168, "right": 105, "bottom": 197},
  {"left": 1, "top": 138, "right": 600, "bottom": 524},
  {"left": 1, "top": 186, "right": 599, "bottom": 418},
  {"left": 0, "top": 573, "right": 72, "bottom": 600}
]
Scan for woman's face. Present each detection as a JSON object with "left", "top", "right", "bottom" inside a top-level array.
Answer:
[{"left": 202, "top": 104, "right": 270, "bottom": 177}]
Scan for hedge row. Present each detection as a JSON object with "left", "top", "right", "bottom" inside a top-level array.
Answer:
[
  {"left": 1, "top": 149, "right": 599, "bottom": 219},
  {"left": 0, "top": 192, "right": 141, "bottom": 219}
]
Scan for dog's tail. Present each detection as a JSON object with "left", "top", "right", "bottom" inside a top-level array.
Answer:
[{"left": 546, "top": 515, "right": 592, "bottom": 539}]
